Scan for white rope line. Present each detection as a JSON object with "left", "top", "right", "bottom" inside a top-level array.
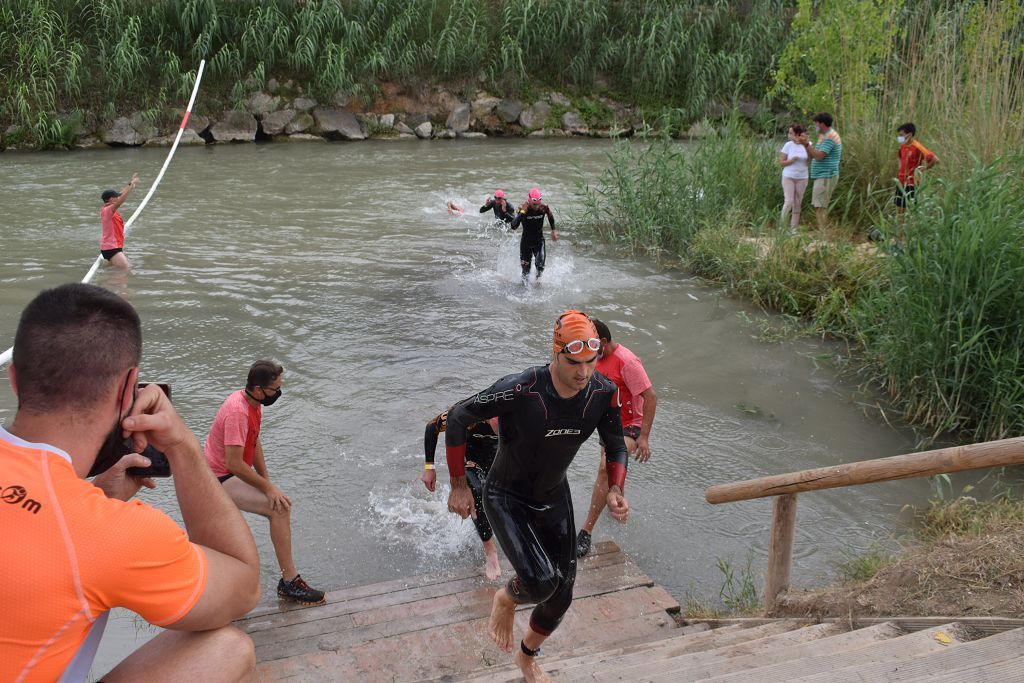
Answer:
[{"left": 0, "top": 59, "right": 206, "bottom": 368}]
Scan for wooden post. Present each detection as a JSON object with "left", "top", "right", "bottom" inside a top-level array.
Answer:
[{"left": 764, "top": 494, "right": 797, "bottom": 614}]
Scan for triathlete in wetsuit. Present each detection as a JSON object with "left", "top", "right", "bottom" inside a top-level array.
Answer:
[
  {"left": 445, "top": 310, "right": 629, "bottom": 682},
  {"left": 422, "top": 408, "right": 503, "bottom": 579},
  {"left": 480, "top": 189, "right": 515, "bottom": 224},
  {"left": 510, "top": 187, "right": 558, "bottom": 281}
]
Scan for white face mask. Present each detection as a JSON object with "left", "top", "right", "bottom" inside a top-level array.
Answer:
[{"left": 897, "top": 135, "right": 907, "bottom": 144}]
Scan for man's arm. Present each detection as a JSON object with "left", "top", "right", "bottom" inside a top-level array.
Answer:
[
  {"left": 546, "top": 206, "right": 558, "bottom": 240},
  {"left": 635, "top": 387, "right": 657, "bottom": 462},
  {"left": 445, "top": 375, "right": 520, "bottom": 518},
  {"left": 802, "top": 138, "right": 828, "bottom": 161},
  {"left": 510, "top": 205, "right": 526, "bottom": 230},
  {"left": 421, "top": 413, "right": 444, "bottom": 492},
  {"left": 110, "top": 173, "right": 138, "bottom": 210},
  {"left": 597, "top": 392, "right": 630, "bottom": 522},
  {"left": 122, "top": 385, "right": 259, "bottom": 628}
]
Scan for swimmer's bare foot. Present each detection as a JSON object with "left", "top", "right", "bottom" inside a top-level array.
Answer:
[
  {"left": 483, "top": 539, "right": 502, "bottom": 580},
  {"left": 487, "top": 587, "right": 516, "bottom": 652},
  {"left": 515, "top": 650, "right": 553, "bottom": 683},
  {"left": 485, "top": 552, "right": 502, "bottom": 581}
]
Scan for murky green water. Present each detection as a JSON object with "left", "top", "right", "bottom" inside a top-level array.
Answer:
[{"left": 0, "top": 139, "right": 926, "bottom": 675}]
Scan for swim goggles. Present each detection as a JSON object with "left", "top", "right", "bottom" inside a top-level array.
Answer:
[{"left": 560, "top": 338, "right": 601, "bottom": 355}]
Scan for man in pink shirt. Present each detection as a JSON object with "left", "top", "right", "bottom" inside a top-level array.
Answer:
[
  {"left": 205, "top": 360, "right": 326, "bottom": 605},
  {"left": 576, "top": 319, "right": 658, "bottom": 557},
  {"left": 100, "top": 173, "right": 138, "bottom": 269}
]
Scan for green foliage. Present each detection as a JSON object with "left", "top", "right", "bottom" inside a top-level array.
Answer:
[
  {"left": 835, "top": 543, "right": 893, "bottom": 582},
  {"left": 715, "top": 554, "right": 761, "bottom": 613},
  {"left": 0, "top": 0, "right": 795, "bottom": 147},
  {"left": 914, "top": 491, "right": 1024, "bottom": 541},
  {"left": 773, "top": 0, "right": 903, "bottom": 121},
  {"left": 850, "top": 158, "right": 1024, "bottom": 443},
  {"left": 582, "top": 1, "right": 1024, "bottom": 443}
]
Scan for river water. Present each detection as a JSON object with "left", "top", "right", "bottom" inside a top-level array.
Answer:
[{"left": 0, "top": 139, "right": 927, "bottom": 675}]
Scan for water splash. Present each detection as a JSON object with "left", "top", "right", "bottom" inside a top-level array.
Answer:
[{"left": 365, "top": 481, "right": 481, "bottom": 560}]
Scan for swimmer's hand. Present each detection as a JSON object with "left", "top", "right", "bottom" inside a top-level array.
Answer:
[
  {"left": 421, "top": 467, "right": 437, "bottom": 492},
  {"left": 447, "top": 477, "right": 476, "bottom": 519},
  {"left": 606, "top": 486, "right": 629, "bottom": 523},
  {"left": 551, "top": 229, "right": 559, "bottom": 241},
  {"left": 93, "top": 452, "right": 157, "bottom": 501},
  {"left": 634, "top": 435, "right": 651, "bottom": 463}
]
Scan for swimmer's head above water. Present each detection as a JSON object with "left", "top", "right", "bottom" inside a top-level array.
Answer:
[{"left": 552, "top": 310, "right": 600, "bottom": 391}]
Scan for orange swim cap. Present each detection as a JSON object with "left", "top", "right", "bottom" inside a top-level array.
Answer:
[{"left": 553, "top": 310, "right": 599, "bottom": 359}]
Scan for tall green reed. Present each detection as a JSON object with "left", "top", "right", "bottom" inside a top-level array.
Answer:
[{"left": 851, "top": 158, "right": 1024, "bottom": 444}]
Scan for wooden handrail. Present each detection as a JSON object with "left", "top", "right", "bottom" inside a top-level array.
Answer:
[
  {"left": 706, "top": 436, "right": 1024, "bottom": 505},
  {"left": 704, "top": 435, "right": 1024, "bottom": 613}
]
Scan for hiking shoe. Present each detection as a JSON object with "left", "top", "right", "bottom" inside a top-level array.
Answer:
[
  {"left": 277, "top": 574, "right": 326, "bottom": 605},
  {"left": 576, "top": 530, "right": 592, "bottom": 558}
]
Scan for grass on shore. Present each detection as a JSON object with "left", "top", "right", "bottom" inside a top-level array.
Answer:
[{"left": 776, "top": 485, "right": 1024, "bottom": 618}]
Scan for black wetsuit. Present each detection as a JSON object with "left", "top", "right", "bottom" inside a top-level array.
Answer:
[
  {"left": 479, "top": 198, "right": 515, "bottom": 224},
  {"left": 445, "top": 365, "right": 628, "bottom": 636},
  {"left": 510, "top": 203, "right": 555, "bottom": 278},
  {"left": 425, "top": 409, "right": 499, "bottom": 541}
]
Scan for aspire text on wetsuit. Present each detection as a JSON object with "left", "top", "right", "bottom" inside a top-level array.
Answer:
[
  {"left": 480, "top": 198, "right": 515, "bottom": 224},
  {"left": 510, "top": 203, "right": 555, "bottom": 278},
  {"left": 445, "top": 366, "right": 628, "bottom": 636},
  {"left": 425, "top": 408, "right": 499, "bottom": 541}
]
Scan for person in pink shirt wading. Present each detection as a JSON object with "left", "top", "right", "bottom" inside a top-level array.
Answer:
[
  {"left": 576, "top": 319, "right": 658, "bottom": 557},
  {"left": 99, "top": 173, "right": 138, "bottom": 269},
  {"left": 204, "top": 360, "right": 327, "bottom": 605}
]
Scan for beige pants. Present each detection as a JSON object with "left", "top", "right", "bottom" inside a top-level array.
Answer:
[
  {"left": 811, "top": 175, "right": 838, "bottom": 208},
  {"left": 781, "top": 177, "right": 808, "bottom": 228}
]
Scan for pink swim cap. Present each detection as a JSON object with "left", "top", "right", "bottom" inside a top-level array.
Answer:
[
  {"left": 494, "top": 189, "right": 505, "bottom": 198},
  {"left": 529, "top": 187, "right": 542, "bottom": 202}
]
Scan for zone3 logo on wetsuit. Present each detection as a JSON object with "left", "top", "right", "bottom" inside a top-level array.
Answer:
[{"left": 445, "top": 365, "right": 627, "bottom": 500}]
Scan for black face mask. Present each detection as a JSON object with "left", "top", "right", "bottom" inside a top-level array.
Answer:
[
  {"left": 246, "top": 387, "right": 282, "bottom": 407},
  {"left": 88, "top": 373, "right": 134, "bottom": 478}
]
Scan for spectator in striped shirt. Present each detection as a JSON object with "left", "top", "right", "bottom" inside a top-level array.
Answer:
[{"left": 798, "top": 112, "right": 843, "bottom": 230}]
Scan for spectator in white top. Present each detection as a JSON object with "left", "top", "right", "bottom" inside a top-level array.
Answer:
[{"left": 779, "top": 123, "right": 810, "bottom": 234}]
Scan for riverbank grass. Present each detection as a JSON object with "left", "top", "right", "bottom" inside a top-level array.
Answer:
[{"left": 776, "top": 491, "right": 1024, "bottom": 618}]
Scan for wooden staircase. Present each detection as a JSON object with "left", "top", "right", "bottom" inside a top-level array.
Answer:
[
  {"left": 236, "top": 541, "right": 1024, "bottom": 681},
  {"left": 458, "top": 619, "right": 1024, "bottom": 682}
]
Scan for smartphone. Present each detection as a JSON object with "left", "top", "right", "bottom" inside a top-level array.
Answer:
[{"left": 126, "top": 382, "right": 173, "bottom": 478}]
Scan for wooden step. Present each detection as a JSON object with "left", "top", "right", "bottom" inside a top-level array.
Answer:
[
  {"left": 242, "top": 540, "right": 624, "bottom": 629},
  {"left": 689, "top": 622, "right": 973, "bottom": 683},
  {"left": 249, "top": 556, "right": 655, "bottom": 662},
  {"left": 556, "top": 620, "right": 873, "bottom": 682},
  {"left": 460, "top": 621, "right": 810, "bottom": 683},
  {"left": 790, "top": 626, "right": 1024, "bottom": 683},
  {"left": 255, "top": 587, "right": 679, "bottom": 682},
  {"left": 913, "top": 654, "right": 1024, "bottom": 683}
]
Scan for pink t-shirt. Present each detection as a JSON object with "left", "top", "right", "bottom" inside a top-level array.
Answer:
[
  {"left": 596, "top": 344, "right": 652, "bottom": 428},
  {"left": 204, "top": 390, "right": 261, "bottom": 477},
  {"left": 100, "top": 204, "right": 125, "bottom": 250}
]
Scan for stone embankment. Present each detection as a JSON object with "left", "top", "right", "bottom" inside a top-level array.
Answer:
[{"left": 7, "top": 80, "right": 734, "bottom": 151}]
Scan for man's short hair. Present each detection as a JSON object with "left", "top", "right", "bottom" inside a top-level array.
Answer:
[
  {"left": 13, "top": 283, "right": 141, "bottom": 413},
  {"left": 101, "top": 189, "right": 119, "bottom": 202},
  {"left": 247, "top": 360, "right": 283, "bottom": 389},
  {"left": 897, "top": 122, "right": 916, "bottom": 135},
  {"left": 812, "top": 112, "right": 833, "bottom": 127},
  {"left": 592, "top": 318, "right": 612, "bottom": 342}
]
